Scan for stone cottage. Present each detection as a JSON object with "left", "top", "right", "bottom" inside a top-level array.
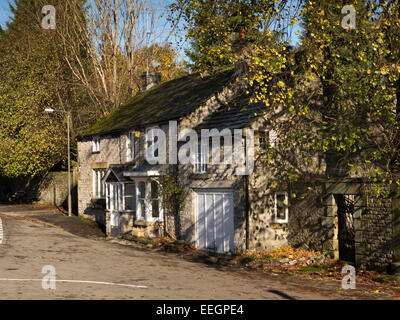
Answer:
[{"left": 77, "top": 66, "right": 400, "bottom": 271}]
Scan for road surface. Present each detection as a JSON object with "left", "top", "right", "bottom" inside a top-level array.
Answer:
[{"left": 0, "top": 205, "right": 389, "bottom": 300}]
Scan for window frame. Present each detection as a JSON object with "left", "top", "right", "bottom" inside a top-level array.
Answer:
[
  {"left": 105, "top": 182, "right": 122, "bottom": 211},
  {"left": 149, "top": 180, "right": 161, "bottom": 220},
  {"left": 135, "top": 179, "right": 163, "bottom": 222},
  {"left": 92, "top": 136, "right": 100, "bottom": 153},
  {"left": 135, "top": 179, "right": 148, "bottom": 221},
  {"left": 194, "top": 142, "right": 208, "bottom": 174},
  {"left": 123, "top": 182, "right": 136, "bottom": 212},
  {"left": 92, "top": 168, "right": 106, "bottom": 199},
  {"left": 274, "top": 191, "right": 289, "bottom": 224},
  {"left": 126, "top": 132, "right": 135, "bottom": 162}
]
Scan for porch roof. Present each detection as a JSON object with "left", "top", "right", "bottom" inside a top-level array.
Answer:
[{"left": 103, "top": 165, "right": 167, "bottom": 183}]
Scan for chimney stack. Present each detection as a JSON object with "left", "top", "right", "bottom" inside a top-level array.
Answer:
[{"left": 141, "top": 72, "right": 162, "bottom": 91}]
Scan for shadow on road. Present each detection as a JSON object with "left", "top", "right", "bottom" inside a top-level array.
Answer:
[{"left": 267, "top": 289, "right": 296, "bottom": 300}]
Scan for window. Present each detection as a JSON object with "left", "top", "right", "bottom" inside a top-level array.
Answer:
[
  {"left": 135, "top": 180, "right": 162, "bottom": 222},
  {"left": 106, "top": 183, "right": 134, "bottom": 212},
  {"left": 126, "top": 132, "right": 135, "bottom": 162},
  {"left": 106, "top": 183, "right": 122, "bottom": 211},
  {"left": 123, "top": 183, "right": 135, "bottom": 211},
  {"left": 105, "top": 179, "right": 162, "bottom": 221},
  {"left": 150, "top": 180, "right": 160, "bottom": 218},
  {"left": 92, "top": 136, "right": 100, "bottom": 153},
  {"left": 275, "top": 192, "right": 289, "bottom": 223},
  {"left": 93, "top": 169, "right": 106, "bottom": 198},
  {"left": 136, "top": 180, "right": 146, "bottom": 220},
  {"left": 194, "top": 142, "right": 208, "bottom": 173},
  {"left": 259, "top": 130, "right": 277, "bottom": 151}
]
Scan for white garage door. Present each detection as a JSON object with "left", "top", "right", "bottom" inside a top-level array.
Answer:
[{"left": 195, "top": 190, "right": 234, "bottom": 253}]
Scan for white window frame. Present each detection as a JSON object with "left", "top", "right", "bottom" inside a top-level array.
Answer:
[
  {"left": 259, "top": 130, "right": 277, "bottom": 150},
  {"left": 106, "top": 183, "right": 123, "bottom": 211},
  {"left": 92, "top": 168, "right": 106, "bottom": 199},
  {"left": 274, "top": 191, "right": 289, "bottom": 223},
  {"left": 149, "top": 180, "right": 162, "bottom": 221},
  {"left": 194, "top": 142, "right": 208, "bottom": 174},
  {"left": 92, "top": 136, "right": 100, "bottom": 153},
  {"left": 123, "top": 182, "right": 135, "bottom": 212},
  {"left": 126, "top": 132, "right": 135, "bottom": 162},
  {"left": 135, "top": 179, "right": 163, "bottom": 222},
  {"left": 269, "top": 130, "right": 277, "bottom": 148},
  {"left": 135, "top": 179, "right": 148, "bottom": 221}
]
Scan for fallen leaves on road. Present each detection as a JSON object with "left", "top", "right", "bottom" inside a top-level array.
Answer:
[{"left": 120, "top": 234, "right": 400, "bottom": 299}]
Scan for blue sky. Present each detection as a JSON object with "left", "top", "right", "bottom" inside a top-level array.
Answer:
[
  {"left": 0, "top": 0, "right": 13, "bottom": 29},
  {"left": 0, "top": 0, "right": 300, "bottom": 59}
]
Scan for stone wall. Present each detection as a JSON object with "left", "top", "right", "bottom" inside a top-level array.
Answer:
[
  {"left": 0, "top": 170, "right": 78, "bottom": 212},
  {"left": 245, "top": 119, "right": 327, "bottom": 252},
  {"left": 247, "top": 166, "right": 289, "bottom": 251},
  {"left": 288, "top": 182, "right": 326, "bottom": 251},
  {"left": 358, "top": 182, "right": 393, "bottom": 270},
  {"left": 38, "top": 169, "right": 78, "bottom": 210}
]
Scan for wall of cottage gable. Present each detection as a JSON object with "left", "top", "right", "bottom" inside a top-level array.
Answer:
[{"left": 77, "top": 135, "right": 122, "bottom": 226}]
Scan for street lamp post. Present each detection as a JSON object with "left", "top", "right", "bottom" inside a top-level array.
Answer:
[{"left": 45, "top": 108, "right": 72, "bottom": 217}]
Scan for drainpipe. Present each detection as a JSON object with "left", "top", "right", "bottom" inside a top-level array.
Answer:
[{"left": 245, "top": 175, "right": 250, "bottom": 251}]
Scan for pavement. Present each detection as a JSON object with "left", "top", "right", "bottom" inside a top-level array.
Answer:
[
  {"left": 0, "top": 204, "right": 394, "bottom": 300},
  {"left": 0, "top": 204, "right": 105, "bottom": 238}
]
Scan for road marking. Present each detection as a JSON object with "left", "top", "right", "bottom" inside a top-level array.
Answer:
[
  {"left": 0, "top": 217, "right": 3, "bottom": 244},
  {"left": 0, "top": 278, "right": 148, "bottom": 289}
]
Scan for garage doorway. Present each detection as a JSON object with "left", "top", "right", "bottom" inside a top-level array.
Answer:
[{"left": 195, "top": 190, "right": 234, "bottom": 253}]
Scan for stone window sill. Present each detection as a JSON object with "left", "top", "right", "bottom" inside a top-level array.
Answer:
[{"left": 270, "top": 223, "right": 287, "bottom": 229}]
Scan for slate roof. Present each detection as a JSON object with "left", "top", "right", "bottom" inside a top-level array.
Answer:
[
  {"left": 81, "top": 69, "right": 236, "bottom": 138},
  {"left": 195, "top": 93, "right": 265, "bottom": 131}
]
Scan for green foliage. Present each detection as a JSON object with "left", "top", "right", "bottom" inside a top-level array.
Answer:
[
  {"left": 158, "top": 174, "right": 187, "bottom": 217},
  {"left": 298, "top": 266, "right": 324, "bottom": 272},
  {"left": 169, "top": 0, "right": 279, "bottom": 72},
  {"left": 171, "top": 0, "right": 400, "bottom": 187},
  {"left": 0, "top": 0, "right": 92, "bottom": 178}
]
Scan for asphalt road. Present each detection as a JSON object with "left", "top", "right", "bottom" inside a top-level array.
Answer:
[{"left": 0, "top": 206, "right": 388, "bottom": 300}]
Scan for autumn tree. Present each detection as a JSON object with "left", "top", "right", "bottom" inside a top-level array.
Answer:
[
  {"left": 0, "top": 0, "right": 91, "bottom": 178},
  {"left": 169, "top": 0, "right": 400, "bottom": 186},
  {"left": 61, "top": 0, "right": 187, "bottom": 113}
]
